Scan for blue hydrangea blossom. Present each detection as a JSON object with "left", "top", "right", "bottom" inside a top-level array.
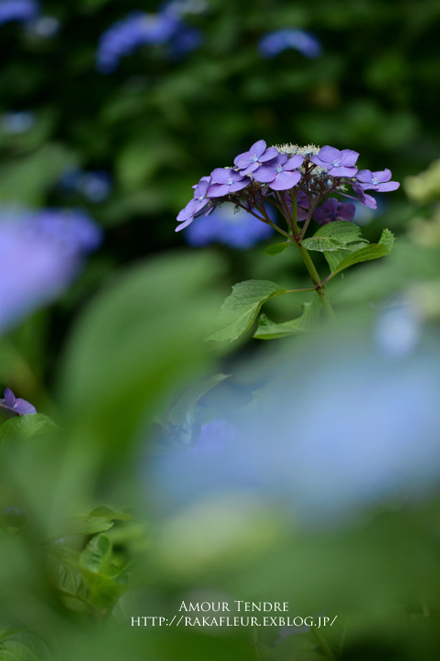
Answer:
[
  {"left": 184, "top": 201, "right": 274, "bottom": 248},
  {"left": 0, "top": 207, "right": 102, "bottom": 333},
  {"left": 0, "top": 0, "right": 38, "bottom": 26},
  {"left": 259, "top": 29, "right": 322, "bottom": 59},
  {"left": 97, "top": 9, "right": 202, "bottom": 73}
]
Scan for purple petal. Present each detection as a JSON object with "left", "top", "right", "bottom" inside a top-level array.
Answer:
[
  {"left": 234, "top": 153, "right": 252, "bottom": 169},
  {"left": 207, "top": 183, "right": 230, "bottom": 197},
  {"left": 210, "top": 168, "right": 234, "bottom": 185},
  {"left": 356, "top": 169, "right": 374, "bottom": 184},
  {"left": 339, "top": 149, "right": 360, "bottom": 167},
  {"left": 227, "top": 179, "right": 250, "bottom": 193},
  {"left": 3, "top": 388, "right": 15, "bottom": 408},
  {"left": 313, "top": 207, "right": 328, "bottom": 224},
  {"left": 259, "top": 147, "right": 279, "bottom": 162},
  {"left": 376, "top": 181, "right": 399, "bottom": 192},
  {"left": 13, "top": 398, "right": 37, "bottom": 415},
  {"left": 310, "top": 155, "right": 329, "bottom": 169},
  {"left": 317, "top": 145, "right": 340, "bottom": 163},
  {"left": 239, "top": 162, "right": 260, "bottom": 176},
  {"left": 372, "top": 169, "right": 392, "bottom": 183},
  {"left": 250, "top": 140, "right": 267, "bottom": 158},
  {"left": 175, "top": 216, "right": 195, "bottom": 231},
  {"left": 252, "top": 165, "right": 277, "bottom": 183},
  {"left": 269, "top": 170, "right": 301, "bottom": 190},
  {"left": 328, "top": 166, "right": 358, "bottom": 178},
  {"left": 338, "top": 202, "right": 356, "bottom": 221},
  {"left": 283, "top": 154, "right": 304, "bottom": 170}
]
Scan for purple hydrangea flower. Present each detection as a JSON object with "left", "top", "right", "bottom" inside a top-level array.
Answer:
[
  {"left": 253, "top": 153, "right": 303, "bottom": 191},
  {"left": 313, "top": 198, "right": 356, "bottom": 225},
  {"left": 349, "top": 183, "right": 377, "bottom": 210},
  {"left": 356, "top": 169, "right": 400, "bottom": 193},
  {"left": 184, "top": 201, "right": 274, "bottom": 249},
  {"left": 207, "top": 168, "right": 250, "bottom": 198},
  {"left": 0, "top": 207, "right": 102, "bottom": 333},
  {"left": 311, "top": 145, "right": 359, "bottom": 178},
  {"left": 0, "top": 0, "right": 38, "bottom": 26},
  {"left": 234, "top": 140, "right": 279, "bottom": 176},
  {"left": 0, "top": 387, "right": 36, "bottom": 415},
  {"left": 259, "top": 29, "right": 322, "bottom": 59},
  {"left": 176, "top": 176, "right": 213, "bottom": 231}
]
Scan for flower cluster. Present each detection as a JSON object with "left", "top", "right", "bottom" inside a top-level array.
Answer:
[
  {"left": 0, "top": 0, "right": 38, "bottom": 27},
  {"left": 176, "top": 141, "right": 400, "bottom": 239},
  {"left": 97, "top": 7, "right": 203, "bottom": 74},
  {"left": 259, "top": 29, "right": 322, "bottom": 59},
  {"left": 0, "top": 207, "right": 102, "bottom": 333},
  {"left": 0, "top": 388, "right": 36, "bottom": 415}
]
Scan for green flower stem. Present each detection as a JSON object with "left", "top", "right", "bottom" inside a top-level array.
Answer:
[
  {"left": 296, "top": 243, "right": 335, "bottom": 319},
  {"left": 289, "top": 190, "right": 335, "bottom": 319}
]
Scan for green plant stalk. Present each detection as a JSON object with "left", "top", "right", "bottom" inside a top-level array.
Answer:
[
  {"left": 296, "top": 243, "right": 335, "bottom": 319},
  {"left": 290, "top": 190, "right": 335, "bottom": 319}
]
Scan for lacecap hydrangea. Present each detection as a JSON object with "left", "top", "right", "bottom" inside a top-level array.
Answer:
[{"left": 176, "top": 141, "right": 400, "bottom": 235}]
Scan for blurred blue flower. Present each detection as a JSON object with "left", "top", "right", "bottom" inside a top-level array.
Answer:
[
  {"left": 97, "top": 9, "right": 202, "bottom": 73},
  {"left": 1, "top": 111, "right": 35, "bottom": 134},
  {"left": 77, "top": 171, "right": 112, "bottom": 203},
  {"left": 0, "top": 207, "right": 102, "bottom": 333},
  {"left": 184, "top": 202, "right": 274, "bottom": 249},
  {"left": 58, "top": 168, "right": 112, "bottom": 204},
  {"left": 0, "top": 0, "right": 38, "bottom": 26},
  {"left": 259, "top": 29, "right": 322, "bottom": 59},
  {"left": 0, "top": 387, "right": 36, "bottom": 415},
  {"left": 148, "top": 332, "right": 440, "bottom": 525},
  {"left": 192, "top": 419, "right": 236, "bottom": 457}
]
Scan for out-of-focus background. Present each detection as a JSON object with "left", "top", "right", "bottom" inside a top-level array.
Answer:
[{"left": 2, "top": 1, "right": 440, "bottom": 660}]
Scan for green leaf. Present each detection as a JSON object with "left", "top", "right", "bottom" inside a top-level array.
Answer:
[
  {"left": 80, "top": 534, "right": 112, "bottom": 575},
  {"left": 253, "top": 294, "right": 322, "bottom": 339},
  {"left": 87, "top": 506, "right": 134, "bottom": 522},
  {"left": 313, "top": 220, "right": 367, "bottom": 243},
  {"left": 324, "top": 243, "right": 368, "bottom": 272},
  {"left": 263, "top": 241, "right": 292, "bottom": 256},
  {"left": 302, "top": 236, "right": 346, "bottom": 251},
  {"left": 0, "top": 629, "right": 53, "bottom": 661},
  {"left": 168, "top": 373, "right": 230, "bottom": 426},
  {"left": 331, "top": 229, "right": 395, "bottom": 276},
  {"left": 0, "top": 414, "right": 56, "bottom": 445},
  {"left": 207, "top": 280, "right": 288, "bottom": 342},
  {"left": 303, "top": 221, "right": 368, "bottom": 253},
  {"left": 51, "top": 517, "right": 114, "bottom": 539}
]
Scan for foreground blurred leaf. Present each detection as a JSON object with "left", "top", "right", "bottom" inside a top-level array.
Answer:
[
  {"left": 60, "top": 252, "right": 225, "bottom": 451},
  {"left": 0, "top": 629, "right": 53, "bottom": 661},
  {"left": 168, "top": 373, "right": 230, "bottom": 426},
  {"left": 208, "top": 280, "right": 288, "bottom": 342}
]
